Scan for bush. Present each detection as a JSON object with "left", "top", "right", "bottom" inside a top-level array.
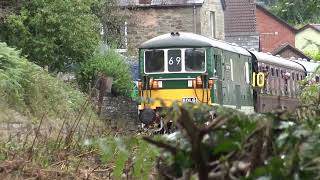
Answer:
[
  {"left": 77, "top": 49, "right": 133, "bottom": 96},
  {"left": 0, "top": 42, "right": 94, "bottom": 120}
]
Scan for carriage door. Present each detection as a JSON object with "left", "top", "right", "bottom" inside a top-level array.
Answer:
[{"left": 214, "top": 50, "right": 223, "bottom": 105}]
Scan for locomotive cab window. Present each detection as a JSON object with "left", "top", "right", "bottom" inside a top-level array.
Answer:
[
  {"left": 167, "top": 50, "right": 182, "bottom": 72},
  {"left": 185, "top": 48, "right": 205, "bottom": 72},
  {"left": 145, "top": 50, "right": 164, "bottom": 73}
]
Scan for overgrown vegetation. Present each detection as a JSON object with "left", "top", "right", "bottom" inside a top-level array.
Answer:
[
  {"left": 0, "top": 42, "right": 158, "bottom": 179},
  {"left": 77, "top": 49, "right": 133, "bottom": 96},
  {"left": 0, "top": 42, "right": 93, "bottom": 120}
]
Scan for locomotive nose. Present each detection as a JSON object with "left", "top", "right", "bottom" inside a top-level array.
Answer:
[{"left": 139, "top": 108, "right": 156, "bottom": 125}]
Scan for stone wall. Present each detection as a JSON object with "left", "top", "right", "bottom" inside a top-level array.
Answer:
[
  {"left": 127, "top": 6, "right": 199, "bottom": 51},
  {"left": 200, "top": 0, "right": 225, "bottom": 40},
  {"left": 100, "top": 96, "right": 139, "bottom": 131}
]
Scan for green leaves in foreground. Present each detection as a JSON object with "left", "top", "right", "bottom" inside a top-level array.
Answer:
[
  {"left": 85, "top": 136, "right": 159, "bottom": 179},
  {"left": 144, "top": 92, "right": 320, "bottom": 180}
]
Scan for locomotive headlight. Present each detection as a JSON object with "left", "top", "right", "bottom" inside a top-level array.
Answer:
[
  {"left": 152, "top": 80, "right": 159, "bottom": 89},
  {"left": 138, "top": 81, "right": 143, "bottom": 90},
  {"left": 208, "top": 79, "right": 214, "bottom": 89},
  {"left": 196, "top": 76, "right": 203, "bottom": 87},
  {"left": 158, "top": 81, "right": 162, "bottom": 88},
  {"left": 149, "top": 78, "right": 154, "bottom": 89},
  {"left": 192, "top": 80, "right": 197, "bottom": 88}
]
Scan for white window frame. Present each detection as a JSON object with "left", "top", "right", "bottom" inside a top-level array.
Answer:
[{"left": 144, "top": 48, "right": 207, "bottom": 74}]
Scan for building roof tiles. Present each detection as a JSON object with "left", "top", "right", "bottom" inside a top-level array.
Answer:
[{"left": 224, "top": 0, "right": 256, "bottom": 34}]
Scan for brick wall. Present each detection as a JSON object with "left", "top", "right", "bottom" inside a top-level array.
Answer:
[
  {"left": 256, "top": 7, "right": 295, "bottom": 53},
  {"left": 127, "top": 7, "right": 199, "bottom": 52}
]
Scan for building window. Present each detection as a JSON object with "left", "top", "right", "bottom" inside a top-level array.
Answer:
[{"left": 210, "top": 11, "right": 216, "bottom": 38}]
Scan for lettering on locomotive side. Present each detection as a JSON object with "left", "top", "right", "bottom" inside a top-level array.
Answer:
[{"left": 252, "top": 72, "right": 265, "bottom": 88}]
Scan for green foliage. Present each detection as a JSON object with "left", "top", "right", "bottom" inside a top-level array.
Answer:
[
  {"left": 0, "top": 42, "right": 93, "bottom": 119},
  {"left": 86, "top": 136, "right": 159, "bottom": 179},
  {"left": 304, "top": 50, "right": 320, "bottom": 61},
  {"left": 77, "top": 49, "right": 133, "bottom": 96},
  {"left": 270, "top": 0, "right": 320, "bottom": 25},
  {"left": 0, "top": 0, "right": 100, "bottom": 71}
]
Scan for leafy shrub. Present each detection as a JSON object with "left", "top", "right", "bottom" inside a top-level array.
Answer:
[
  {"left": 77, "top": 49, "right": 133, "bottom": 96},
  {"left": 0, "top": 42, "right": 94, "bottom": 120}
]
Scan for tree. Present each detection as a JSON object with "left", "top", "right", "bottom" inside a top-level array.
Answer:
[
  {"left": 91, "top": 0, "right": 131, "bottom": 49},
  {"left": 271, "top": 0, "right": 320, "bottom": 25},
  {"left": 0, "top": 0, "right": 100, "bottom": 71}
]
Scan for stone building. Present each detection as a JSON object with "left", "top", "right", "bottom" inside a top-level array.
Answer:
[
  {"left": 224, "top": 0, "right": 259, "bottom": 50},
  {"left": 118, "top": 0, "right": 225, "bottom": 53}
]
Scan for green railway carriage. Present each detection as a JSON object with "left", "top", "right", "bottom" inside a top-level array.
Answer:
[{"left": 137, "top": 32, "right": 255, "bottom": 125}]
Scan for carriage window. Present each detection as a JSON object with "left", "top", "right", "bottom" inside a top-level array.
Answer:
[
  {"left": 167, "top": 50, "right": 182, "bottom": 72},
  {"left": 145, "top": 50, "right": 164, "bottom": 73},
  {"left": 276, "top": 69, "right": 279, "bottom": 77},
  {"left": 271, "top": 68, "right": 274, "bottom": 76},
  {"left": 296, "top": 73, "right": 299, "bottom": 80},
  {"left": 292, "top": 72, "right": 295, "bottom": 80},
  {"left": 185, "top": 48, "right": 205, "bottom": 72}
]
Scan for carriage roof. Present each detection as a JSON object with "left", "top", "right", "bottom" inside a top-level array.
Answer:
[
  {"left": 139, "top": 32, "right": 251, "bottom": 56},
  {"left": 293, "top": 60, "right": 320, "bottom": 74},
  {"left": 250, "top": 51, "right": 305, "bottom": 72}
]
